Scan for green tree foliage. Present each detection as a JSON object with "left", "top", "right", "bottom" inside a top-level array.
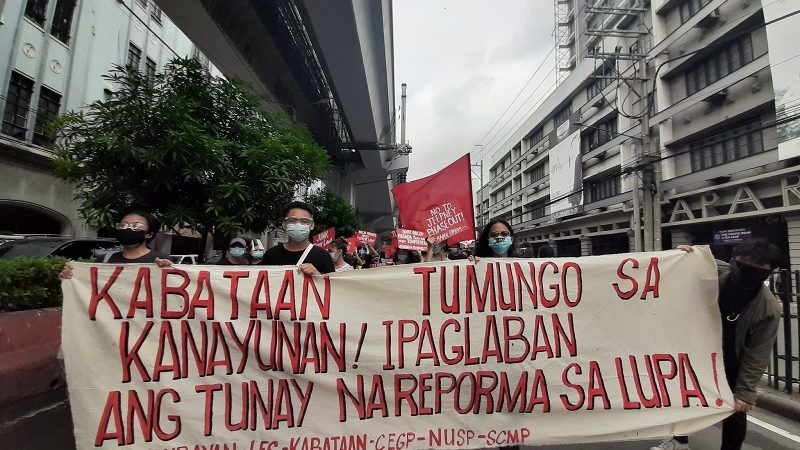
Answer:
[
  {"left": 52, "top": 58, "right": 330, "bottom": 238},
  {"left": 0, "top": 257, "right": 67, "bottom": 312},
  {"left": 305, "top": 189, "right": 360, "bottom": 237}
]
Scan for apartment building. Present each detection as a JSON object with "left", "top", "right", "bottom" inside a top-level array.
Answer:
[
  {"left": 477, "top": 0, "right": 800, "bottom": 272},
  {"left": 0, "top": 0, "right": 221, "bottom": 237}
]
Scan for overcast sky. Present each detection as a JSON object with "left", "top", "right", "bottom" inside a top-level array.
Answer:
[{"left": 394, "top": 0, "right": 557, "bottom": 183}]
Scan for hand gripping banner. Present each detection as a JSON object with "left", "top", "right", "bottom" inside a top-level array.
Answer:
[{"left": 61, "top": 247, "right": 733, "bottom": 449}]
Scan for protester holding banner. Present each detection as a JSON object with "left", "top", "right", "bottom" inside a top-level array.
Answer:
[
  {"left": 475, "top": 217, "right": 516, "bottom": 258},
  {"left": 58, "top": 210, "right": 171, "bottom": 279},
  {"left": 217, "top": 237, "right": 251, "bottom": 265},
  {"left": 652, "top": 239, "right": 781, "bottom": 450},
  {"left": 262, "top": 201, "right": 335, "bottom": 275},
  {"left": 327, "top": 237, "right": 354, "bottom": 272}
]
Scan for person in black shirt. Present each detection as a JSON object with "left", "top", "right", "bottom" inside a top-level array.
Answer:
[
  {"left": 59, "top": 210, "right": 171, "bottom": 279},
  {"left": 217, "top": 237, "right": 251, "bottom": 265},
  {"left": 262, "top": 201, "right": 335, "bottom": 275}
]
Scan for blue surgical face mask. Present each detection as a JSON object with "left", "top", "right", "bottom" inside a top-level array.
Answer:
[
  {"left": 251, "top": 250, "right": 264, "bottom": 259},
  {"left": 286, "top": 223, "right": 311, "bottom": 242},
  {"left": 488, "top": 236, "right": 513, "bottom": 255},
  {"left": 229, "top": 247, "right": 246, "bottom": 258},
  {"left": 397, "top": 253, "right": 409, "bottom": 263},
  {"left": 432, "top": 244, "right": 442, "bottom": 255}
]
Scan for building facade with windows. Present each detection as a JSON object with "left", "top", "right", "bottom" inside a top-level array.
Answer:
[
  {"left": 477, "top": 0, "right": 800, "bottom": 273},
  {"left": 0, "top": 0, "right": 221, "bottom": 236}
]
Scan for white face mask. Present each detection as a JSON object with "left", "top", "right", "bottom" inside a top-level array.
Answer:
[
  {"left": 286, "top": 223, "right": 311, "bottom": 242},
  {"left": 329, "top": 251, "right": 339, "bottom": 262}
]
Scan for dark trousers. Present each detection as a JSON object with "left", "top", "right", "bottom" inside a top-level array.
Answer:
[{"left": 675, "top": 360, "right": 746, "bottom": 450}]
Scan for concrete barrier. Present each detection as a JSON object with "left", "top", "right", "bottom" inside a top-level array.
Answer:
[{"left": 0, "top": 307, "right": 64, "bottom": 407}]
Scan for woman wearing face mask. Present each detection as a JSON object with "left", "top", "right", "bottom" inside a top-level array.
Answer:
[
  {"left": 393, "top": 248, "right": 421, "bottom": 265},
  {"left": 218, "top": 237, "right": 251, "bottom": 265},
  {"left": 58, "top": 210, "right": 171, "bottom": 279},
  {"left": 327, "top": 238, "right": 354, "bottom": 272},
  {"left": 249, "top": 239, "right": 265, "bottom": 265},
  {"left": 475, "top": 218, "right": 516, "bottom": 258}
]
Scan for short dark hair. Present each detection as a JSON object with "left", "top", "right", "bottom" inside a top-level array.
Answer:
[
  {"left": 329, "top": 237, "right": 349, "bottom": 253},
  {"left": 283, "top": 201, "right": 315, "bottom": 219},
  {"left": 536, "top": 244, "right": 555, "bottom": 258},
  {"left": 732, "top": 238, "right": 782, "bottom": 269}
]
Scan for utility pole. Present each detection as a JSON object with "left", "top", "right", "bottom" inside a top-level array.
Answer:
[
  {"left": 638, "top": 9, "right": 654, "bottom": 253},
  {"left": 400, "top": 83, "right": 407, "bottom": 150},
  {"left": 471, "top": 144, "right": 484, "bottom": 228},
  {"left": 584, "top": 0, "right": 651, "bottom": 252}
]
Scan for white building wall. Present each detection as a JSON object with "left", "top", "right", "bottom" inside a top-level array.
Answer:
[{"left": 0, "top": 0, "right": 221, "bottom": 235}]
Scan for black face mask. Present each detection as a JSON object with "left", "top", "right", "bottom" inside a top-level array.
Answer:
[
  {"left": 116, "top": 228, "right": 148, "bottom": 247},
  {"left": 730, "top": 259, "right": 772, "bottom": 291}
]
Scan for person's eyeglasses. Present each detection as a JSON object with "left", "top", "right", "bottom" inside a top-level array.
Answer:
[
  {"left": 116, "top": 222, "right": 148, "bottom": 231},
  {"left": 489, "top": 231, "right": 511, "bottom": 238},
  {"left": 284, "top": 217, "right": 314, "bottom": 225}
]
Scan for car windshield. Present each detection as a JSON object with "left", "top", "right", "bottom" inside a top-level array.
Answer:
[{"left": 0, "top": 240, "right": 68, "bottom": 258}]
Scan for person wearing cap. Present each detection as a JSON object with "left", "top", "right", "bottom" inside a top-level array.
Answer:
[{"left": 218, "top": 237, "right": 251, "bottom": 265}]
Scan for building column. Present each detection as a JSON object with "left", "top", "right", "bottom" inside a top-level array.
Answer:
[
  {"left": 627, "top": 230, "right": 636, "bottom": 253},
  {"left": 787, "top": 214, "right": 800, "bottom": 275},
  {"left": 670, "top": 229, "right": 693, "bottom": 248},
  {"left": 580, "top": 236, "right": 592, "bottom": 256}
]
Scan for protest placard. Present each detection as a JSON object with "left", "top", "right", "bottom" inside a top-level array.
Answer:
[
  {"left": 396, "top": 228, "right": 428, "bottom": 251},
  {"left": 313, "top": 228, "right": 335, "bottom": 247},
  {"left": 355, "top": 231, "right": 378, "bottom": 246},
  {"left": 61, "top": 247, "right": 732, "bottom": 449}
]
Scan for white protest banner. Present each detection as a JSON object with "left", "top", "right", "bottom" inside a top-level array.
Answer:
[
  {"left": 396, "top": 228, "right": 428, "bottom": 251},
  {"left": 62, "top": 247, "right": 733, "bottom": 450}
]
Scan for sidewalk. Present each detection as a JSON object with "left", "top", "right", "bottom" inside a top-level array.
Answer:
[{"left": 758, "top": 383, "right": 800, "bottom": 422}]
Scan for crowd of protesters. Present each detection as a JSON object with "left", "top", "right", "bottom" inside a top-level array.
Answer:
[{"left": 56, "top": 200, "right": 783, "bottom": 450}]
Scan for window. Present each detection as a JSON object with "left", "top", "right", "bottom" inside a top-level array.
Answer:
[
  {"left": 137, "top": 0, "right": 148, "bottom": 8},
  {"left": 678, "top": 0, "right": 712, "bottom": 24},
  {"left": 151, "top": 5, "right": 163, "bottom": 24},
  {"left": 529, "top": 199, "right": 547, "bottom": 220},
  {"left": 689, "top": 119, "right": 764, "bottom": 171},
  {"left": 528, "top": 163, "right": 546, "bottom": 184},
  {"left": 24, "top": 0, "right": 48, "bottom": 26},
  {"left": 145, "top": 58, "right": 157, "bottom": 80},
  {"left": 33, "top": 86, "right": 61, "bottom": 147},
  {"left": 50, "top": 0, "right": 76, "bottom": 44},
  {"left": 581, "top": 116, "right": 618, "bottom": 153},
  {"left": 2, "top": 72, "right": 34, "bottom": 140},
  {"left": 554, "top": 103, "right": 572, "bottom": 127},
  {"left": 684, "top": 35, "right": 754, "bottom": 96},
  {"left": 527, "top": 127, "right": 544, "bottom": 148},
  {"left": 587, "top": 172, "right": 621, "bottom": 202},
  {"left": 127, "top": 43, "right": 142, "bottom": 70},
  {"left": 587, "top": 60, "right": 615, "bottom": 99}
]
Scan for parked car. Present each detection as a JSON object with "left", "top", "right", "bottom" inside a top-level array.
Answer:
[
  {"left": 169, "top": 254, "right": 199, "bottom": 264},
  {"left": 0, "top": 237, "right": 120, "bottom": 260}
]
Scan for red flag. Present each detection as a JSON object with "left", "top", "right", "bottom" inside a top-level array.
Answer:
[
  {"left": 396, "top": 228, "right": 428, "bottom": 251},
  {"left": 391, "top": 154, "right": 476, "bottom": 244},
  {"left": 312, "top": 228, "right": 335, "bottom": 247}
]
